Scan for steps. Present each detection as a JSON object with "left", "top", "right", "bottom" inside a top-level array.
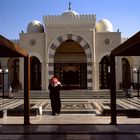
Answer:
[{"left": 14, "top": 90, "right": 125, "bottom": 99}]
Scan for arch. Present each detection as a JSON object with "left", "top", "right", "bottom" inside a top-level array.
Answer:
[
  {"left": 98, "top": 52, "right": 110, "bottom": 62},
  {"left": 122, "top": 58, "right": 131, "bottom": 90},
  {"left": 8, "top": 58, "right": 20, "bottom": 90},
  {"left": 30, "top": 56, "right": 42, "bottom": 90},
  {"left": 29, "top": 52, "right": 43, "bottom": 63},
  {"left": 99, "top": 55, "right": 110, "bottom": 89},
  {"left": 48, "top": 33, "right": 92, "bottom": 89},
  {"left": 54, "top": 40, "right": 87, "bottom": 89}
]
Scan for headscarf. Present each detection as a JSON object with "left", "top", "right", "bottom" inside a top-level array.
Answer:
[{"left": 50, "top": 77, "right": 61, "bottom": 87}]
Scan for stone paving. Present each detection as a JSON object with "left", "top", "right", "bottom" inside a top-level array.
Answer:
[
  {"left": 0, "top": 124, "right": 139, "bottom": 140},
  {"left": 0, "top": 90, "right": 140, "bottom": 125},
  {"left": 0, "top": 91, "right": 140, "bottom": 140},
  {"left": 0, "top": 97, "right": 140, "bottom": 120}
]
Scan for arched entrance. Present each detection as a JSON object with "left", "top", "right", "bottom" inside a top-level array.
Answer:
[
  {"left": 122, "top": 58, "right": 131, "bottom": 89},
  {"left": 30, "top": 56, "right": 41, "bottom": 90},
  {"left": 99, "top": 55, "right": 110, "bottom": 89},
  {"left": 54, "top": 40, "right": 87, "bottom": 89},
  {"left": 8, "top": 58, "right": 20, "bottom": 90},
  {"left": 48, "top": 34, "right": 92, "bottom": 89}
]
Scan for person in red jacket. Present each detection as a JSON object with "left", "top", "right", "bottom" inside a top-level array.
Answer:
[{"left": 48, "top": 77, "right": 62, "bottom": 115}]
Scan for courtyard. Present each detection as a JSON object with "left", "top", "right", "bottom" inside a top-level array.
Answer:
[{"left": 0, "top": 90, "right": 140, "bottom": 124}]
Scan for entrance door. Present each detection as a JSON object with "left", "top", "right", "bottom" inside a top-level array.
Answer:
[
  {"left": 54, "top": 39, "right": 87, "bottom": 89},
  {"left": 62, "top": 64, "right": 79, "bottom": 88},
  {"left": 54, "top": 63, "right": 87, "bottom": 89},
  {"left": 30, "top": 56, "right": 41, "bottom": 90},
  {"left": 99, "top": 56, "right": 110, "bottom": 89},
  {"left": 122, "top": 58, "right": 131, "bottom": 89}
]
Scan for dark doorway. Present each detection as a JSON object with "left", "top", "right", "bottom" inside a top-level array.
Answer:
[
  {"left": 30, "top": 56, "right": 41, "bottom": 90},
  {"left": 54, "top": 63, "right": 87, "bottom": 89},
  {"left": 122, "top": 58, "right": 131, "bottom": 90},
  {"left": 99, "top": 55, "right": 110, "bottom": 89},
  {"left": 10, "top": 59, "right": 20, "bottom": 91},
  {"left": 54, "top": 39, "right": 87, "bottom": 89}
]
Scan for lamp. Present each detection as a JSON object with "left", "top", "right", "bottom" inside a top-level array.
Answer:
[{"left": 132, "top": 66, "right": 140, "bottom": 98}]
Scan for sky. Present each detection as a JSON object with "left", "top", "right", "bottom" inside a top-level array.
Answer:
[{"left": 0, "top": 0, "right": 139, "bottom": 39}]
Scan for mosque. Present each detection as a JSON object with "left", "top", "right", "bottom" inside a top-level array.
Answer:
[{"left": 1, "top": 4, "right": 136, "bottom": 92}]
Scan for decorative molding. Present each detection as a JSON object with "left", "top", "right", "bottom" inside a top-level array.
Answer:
[
  {"left": 43, "top": 14, "right": 96, "bottom": 28},
  {"left": 30, "top": 39, "right": 36, "bottom": 46},
  {"left": 104, "top": 38, "right": 111, "bottom": 45},
  {"left": 48, "top": 33, "right": 92, "bottom": 89}
]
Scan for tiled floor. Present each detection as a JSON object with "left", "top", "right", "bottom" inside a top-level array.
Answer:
[
  {"left": 0, "top": 91, "right": 140, "bottom": 139},
  {"left": 0, "top": 124, "right": 140, "bottom": 140},
  {"left": 0, "top": 114, "right": 140, "bottom": 124},
  {"left": 0, "top": 134, "right": 140, "bottom": 140},
  {"left": 0, "top": 98, "right": 140, "bottom": 116},
  {"left": 0, "top": 97, "right": 140, "bottom": 125}
]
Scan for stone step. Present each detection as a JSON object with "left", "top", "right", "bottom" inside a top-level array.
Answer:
[{"left": 14, "top": 90, "right": 125, "bottom": 99}]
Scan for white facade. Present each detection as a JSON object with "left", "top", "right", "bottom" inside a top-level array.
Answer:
[{"left": 1, "top": 8, "right": 138, "bottom": 92}]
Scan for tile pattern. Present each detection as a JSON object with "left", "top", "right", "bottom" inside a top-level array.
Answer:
[
  {"left": 0, "top": 98, "right": 140, "bottom": 116},
  {"left": 43, "top": 99, "right": 98, "bottom": 114}
]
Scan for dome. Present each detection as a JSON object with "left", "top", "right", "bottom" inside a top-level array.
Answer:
[
  {"left": 62, "top": 10, "right": 79, "bottom": 17},
  {"left": 62, "top": 3, "right": 79, "bottom": 17},
  {"left": 95, "top": 19, "right": 113, "bottom": 32},
  {"left": 27, "top": 20, "right": 44, "bottom": 33}
]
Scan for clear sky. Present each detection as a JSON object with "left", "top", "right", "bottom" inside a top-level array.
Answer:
[{"left": 0, "top": 0, "right": 139, "bottom": 39}]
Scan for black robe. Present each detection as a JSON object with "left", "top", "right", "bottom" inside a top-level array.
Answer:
[{"left": 48, "top": 83, "right": 62, "bottom": 114}]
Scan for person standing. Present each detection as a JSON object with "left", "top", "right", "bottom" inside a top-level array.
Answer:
[{"left": 48, "top": 77, "right": 62, "bottom": 115}]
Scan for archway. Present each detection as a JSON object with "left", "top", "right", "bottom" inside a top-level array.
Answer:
[
  {"left": 8, "top": 58, "right": 20, "bottom": 90},
  {"left": 99, "top": 55, "right": 110, "bottom": 89},
  {"left": 48, "top": 34, "right": 92, "bottom": 89},
  {"left": 54, "top": 40, "right": 87, "bottom": 89},
  {"left": 122, "top": 58, "right": 131, "bottom": 90},
  {"left": 30, "top": 56, "right": 41, "bottom": 90}
]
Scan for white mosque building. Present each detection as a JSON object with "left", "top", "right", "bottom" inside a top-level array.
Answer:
[{"left": 1, "top": 5, "right": 138, "bottom": 93}]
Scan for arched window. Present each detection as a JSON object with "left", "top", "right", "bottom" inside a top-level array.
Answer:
[
  {"left": 12, "top": 59, "right": 19, "bottom": 81},
  {"left": 122, "top": 58, "right": 131, "bottom": 89},
  {"left": 30, "top": 56, "right": 41, "bottom": 90},
  {"left": 9, "top": 59, "right": 20, "bottom": 91},
  {"left": 99, "top": 56, "right": 110, "bottom": 89}
]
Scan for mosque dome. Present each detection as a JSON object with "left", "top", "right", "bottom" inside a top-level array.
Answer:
[
  {"left": 95, "top": 19, "right": 113, "bottom": 32},
  {"left": 62, "top": 10, "right": 79, "bottom": 17},
  {"left": 62, "top": 2, "right": 79, "bottom": 17},
  {"left": 27, "top": 20, "right": 44, "bottom": 33}
]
